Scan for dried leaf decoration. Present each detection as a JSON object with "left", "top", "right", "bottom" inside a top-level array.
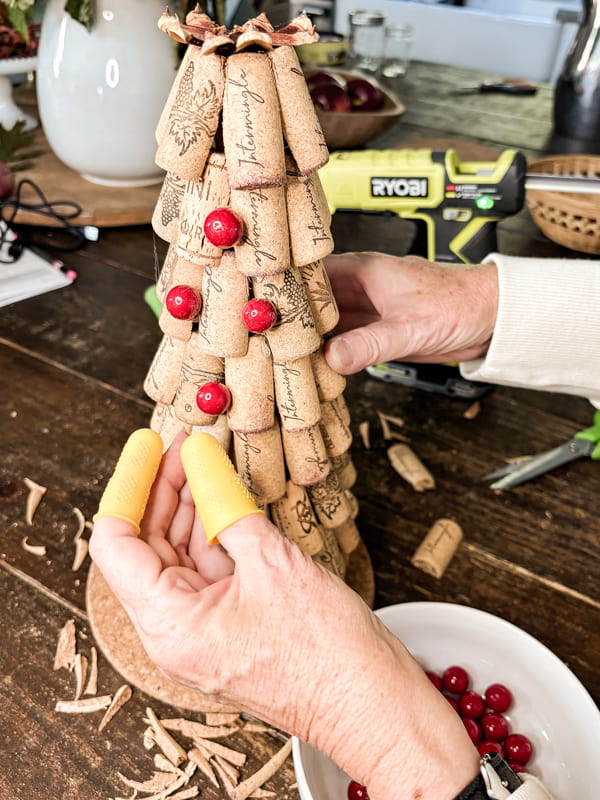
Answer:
[{"left": 169, "top": 63, "right": 222, "bottom": 157}]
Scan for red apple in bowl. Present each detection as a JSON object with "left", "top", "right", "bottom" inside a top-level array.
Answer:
[
  {"left": 346, "top": 77, "right": 384, "bottom": 111},
  {"left": 310, "top": 83, "right": 352, "bottom": 112},
  {"left": 307, "top": 71, "right": 344, "bottom": 90}
]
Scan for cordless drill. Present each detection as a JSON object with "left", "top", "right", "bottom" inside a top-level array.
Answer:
[{"left": 318, "top": 148, "right": 527, "bottom": 264}]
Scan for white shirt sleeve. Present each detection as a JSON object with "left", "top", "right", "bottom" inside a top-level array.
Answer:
[{"left": 459, "top": 253, "right": 600, "bottom": 406}]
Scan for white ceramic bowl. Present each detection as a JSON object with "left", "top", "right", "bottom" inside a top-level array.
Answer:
[{"left": 292, "top": 602, "right": 600, "bottom": 800}]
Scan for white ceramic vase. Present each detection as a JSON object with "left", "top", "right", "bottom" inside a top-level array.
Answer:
[{"left": 36, "top": 0, "right": 178, "bottom": 186}]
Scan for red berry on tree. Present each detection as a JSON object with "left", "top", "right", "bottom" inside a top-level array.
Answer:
[
  {"left": 203, "top": 208, "right": 244, "bottom": 247},
  {"left": 425, "top": 670, "right": 443, "bottom": 691},
  {"left": 348, "top": 781, "right": 370, "bottom": 800},
  {"left": 508, "top": 762, "right": 527, "bottom": 774},
  {"left": 196, "top": 382, "right": 231, "bottom": 415},
  {"left": 459, "top": 691, "right": 486, "bottom": 718},
  {"left": 481, "top": 712, "right": 509, "bottom": 741},
  {"left": 505, "top": 733, "right": 533, "bottom": 764},
  {"left": 462, "top": 716, "right": 483, "bottom": 745},
  {"left": 442, "top": 665, "right": 470, "bottom": 694},
  {"left": 445, "top": 695, "right": 460, "bottom": 713},
  {"left": 485, "top": 683, "right": 513, "bottom": 713},
  {"left": 242, "top": 299, "right": 277, "bottom": 333},
  {"left": 165, "top": 285, "right": 202, "bottom": 320},
  {"left": 477, "top": 740, "right": 506, "bottom": 758}
]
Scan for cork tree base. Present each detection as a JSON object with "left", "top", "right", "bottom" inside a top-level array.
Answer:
[{"left": 86, "top": 541, "right": 375, "bottom": 713}]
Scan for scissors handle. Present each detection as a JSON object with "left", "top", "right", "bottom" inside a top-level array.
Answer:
[{"left": 486, "top": 437, "right": 594, "bottom": 490}]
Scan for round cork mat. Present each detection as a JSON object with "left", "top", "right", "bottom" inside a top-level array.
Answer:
[{"left": 86, "top": 541, "right": 375, "bottom": 712}]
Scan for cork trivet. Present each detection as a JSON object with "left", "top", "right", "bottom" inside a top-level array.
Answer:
[
  {"left": 173, "top": 337, "right": 224, "bottom": 426},
  {"left": 331, "top": 517, "right": 360, "bottom": 555},
  {"left": 307, "top": 470, "right": 352, "bottom": 529},
  {"left": 254, "top": 269, "right": 320, "bottom": 361},
  {"left": 222, "top": 52, "right": 285, "bottom": 190},
  {"left": 312, "top": 523, "right": 346, "bottom": 579},
  {"left": 310, "top": 348, "right": 346, "bottom": 401},
  {"left": 270, "top": 481, "right": 323, "bottom": 556},
  {"left": 155, "top": 51, "right": 225, "bottom": 181},
  {"left": 299, "top": 259, "right": 339, "bottom": 335},
  {"left": 159, "top": 304, "right": 194, "bottom": 341},
  {"left": 86, "top": 564, "right": 237, "bottom": 713},
  {"left": 286, "top": 165, "right": 333, "bottom": 268},
  {"left": 150, "top": 402, "right": 192, "bottom": 450},
  {"left": 273, "top": 356, "right": 321, "bottom": 432},
  {"left": 177, "top": 154, "right": 230, "bottom": 258},
  {"left": 152, "top": 172, "right": 186, "bottom": 243},
  {"left": 281, "top": 424, "right": 330, "bottom": 486},
  {"left": 155, "top": 43, "right": 196, "bottom": 144},
  {"left": 269, "top": 46, "right": 328, "bottom": 175},
  {"left": 225, "top": 336, "right": 275, "bottom": 433},
  {"left": 411, "top": 518, "right": 463, "bottom": 578},
  {"left": 198, "top": 251, "right": 249, "bottom": 357},
  {"left": 387, "top": 443, "right": 435, "bottom": 492},
  {"left": 231, "top": 185, "right": 290, "bottom": 276},
  {"left": 144, "top": 335, "right": 186, "bottom": 405},
  {"left": 233, "top": 425, "right": 286, "bottom": 506},
  {"left": 319, "top": 400, "right": 352, "bottom": 457},
  {"left": 330, "top": 451, "right": 357, "bottom": 490},
  {"left": 345, "top": 489, "right": 360, "bottom": 520},
  {"left": 156, "top": 244, "right": 178, "bottom": 303},
  {"left": 192, "top": 413, "right": 232, "bottom": 452}
]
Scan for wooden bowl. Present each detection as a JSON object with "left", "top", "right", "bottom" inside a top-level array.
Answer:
[
  {"left": 526, "top": 154, "right": 600, "bottom": 255},
  {"left": 305, "top": 69, "right": 405, "bottom": 151}
]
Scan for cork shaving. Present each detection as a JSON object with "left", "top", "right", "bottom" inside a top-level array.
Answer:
[
  {"left": 230, "top": 739, "right": 292, "bottom": 800},
  {"left": 205, "top": 713, "right": 240, "bottom": 726},
  {"left": 71, "top": 507, "right": 90, "bottom": 571},
  {"left": 21, "top": 536, "right": 47, "bottom": 556},
  {"left": 54, "top": 619, "right": 77, "bottom": 671},
  {"left": 358, "top": 421, "right": 370, "bottom": 449},
  {"left": 188, "top": 747, "right": 219, "bottom": 787},
  {"left": 84, "top": 646, "right": 98, "bottom": 695},
  {"left": 463, "top": 401, "right": 481, "bottom": 420},
  {"left": 213, "top": 758, "right": 237, "bottom": 796},
  {"left": 73, "top": 653, "right": 88, "bottom": 700},
  {"left": 23, "top": 477, "right": 47, "bottom": 525},
  {"left": 98, "top": 685, "right": 133, "bottom": 732},
  {"left": 145, "top": 707, "right": 188, "bottom": 767},
  {"left": 377, "top": 411, "right": 409, "bottom": 443},
  {"left": 161, "top": 717, "right": 237, "bottom": 740},
  {"left": 55, "top": 695, "right": 112, "bottom": 713},
  {"left": 118, "top": 771, "right": 180, "bottom": 794}
]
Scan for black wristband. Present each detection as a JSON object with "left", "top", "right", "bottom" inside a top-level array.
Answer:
[
  {"left": 452, "top": 753, "right": 523, "bottom": 800},
  {"left": 452, "top": 772, "right": 489, "bottom": 800}
]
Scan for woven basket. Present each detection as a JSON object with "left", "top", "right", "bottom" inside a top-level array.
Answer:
[{"left": 526, "top": 155, "right": 600, "bottom": 254}]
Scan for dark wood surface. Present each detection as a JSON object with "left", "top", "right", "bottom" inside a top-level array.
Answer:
[{"left": 1, "top": 61, "right": 599, "bottom": 799}]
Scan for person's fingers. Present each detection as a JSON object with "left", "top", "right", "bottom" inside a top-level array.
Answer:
[
  {"left": 324, "top": 319, "right": 406, "bottom": 374},
  {"left": 141, "top": 431, "right": 189, "bottom": 539}
]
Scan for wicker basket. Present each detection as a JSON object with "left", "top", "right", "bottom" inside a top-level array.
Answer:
[{"left": 526, "top": 155, "right": 600, "bottom": 254}]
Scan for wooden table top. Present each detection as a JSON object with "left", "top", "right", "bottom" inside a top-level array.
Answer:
[{"left": 1, "top": 61, "right": 598, "bottom": 800}]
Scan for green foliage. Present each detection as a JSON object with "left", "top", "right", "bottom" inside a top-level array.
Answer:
[
  {"left": 64, "top": 0, "right": 93, "bottom": 30},
  {"left": 0, "top": 121, "right": 41, "bottom": 170},
  {"left": 5, "top": 6, "right": 29, "bottom": 39}
]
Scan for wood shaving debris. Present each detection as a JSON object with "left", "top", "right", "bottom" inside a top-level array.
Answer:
[
  {"left": 72, "top": 537, "right": 89, "bottom": 572},
  {"left": 377, "top": 411, "right": 406, "bottom": 442},
  {"left": 21, "top": 536, "right": 47, "bottom": 556},
  {"left": 193, "top": 737, "right": 247, "bottom": 767},
  {"left": 73, "top": 653, "right": 88, "bottom": 700},
  {"left": 243, "top": 722, "right": 272, "bottom": 735},
  {"left": 135, "top": 760, "right": 196, "bottom": 800},
  {"left": 99, "top": 684, "right": 132, "bottom": 732},
  {"left": 213, "top": 758, "right": 237, "bottom": 797},
  {"left": 187, "top": 747, "right": 219, "bottom": 788},
  {"left": 146, "top": 707, "right": 188, "bottom": 767},
  {"left": 205, "top": 713, "right": 240, "bottom": 726},
  {"left": 72, "top": 507, "right": 86, "bottom": 539},
  {"left": 463, "top": 401, "right": 480, "bottom": 420},
  {"left": 230, "top": 739, "right": 292, "bottom": 800},
  {"left": 144, "top": 726, "right": 158, "bottom": 750},
  {"left": 53, "top": 619, "right": 77, "bottom": 671},
  {"left": 24, "top": 477, "right": 47, "bottom": 525},
  {"left": 55, "top": 695, "right": 112, "bottom": 713},
  {"left": 387, "top": 443, "right": 435, "bottom": 492},
  {"left": 216, "top": 754, "right": 240, "bottom": 784},
  {"left": 118, "top": 771, "right": 179, "bottom": 793},
  {"left": 84, "top": 646, "right": 98, "bottom": 695},
  {"left": 358, "top": 421, "right": 370, "bottom": 449},
  {"left": 167, "top": 788, "right": 199, "bottom": 800},
  {"left": 154, "top": 754, "right": 183, "bottom": 775},
  {"left": 161, "top": 717, "right": 236, "bottom": 740},
  {"left": 249, "top": 790, "right": 276, "bottom": 798}
]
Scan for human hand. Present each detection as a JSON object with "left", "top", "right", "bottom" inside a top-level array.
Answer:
[
  {"left": 90, "top": 430, "right": 478, "bottom": 800},
  {"left": 323, "top": 252, "right": 499, "bottom": 374}
]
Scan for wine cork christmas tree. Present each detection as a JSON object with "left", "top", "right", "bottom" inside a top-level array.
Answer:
[{"left": 147, "top": 9, "right": 367, "bottom": 583}]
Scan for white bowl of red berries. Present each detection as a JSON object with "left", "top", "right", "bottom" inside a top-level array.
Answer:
[{"left": 292, "top": 602, "right": 600, "bottom": 800}]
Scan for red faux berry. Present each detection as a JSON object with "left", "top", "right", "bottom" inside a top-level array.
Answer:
[
  {"left": 425, "top": 670, "right": 443, "bottom": 691},
  {"left": 508, "top": 762, "right": 527, "bottom": 775},
  {"left": 203, "top": 207, "right": 244, "bottom": 247},
  {"left": 196, "top": 382, "right": 231, "bottom": 415},
  {"left": 505, "top": 733, "right": 533, "bottom": 765},
  {"left": 242, "top": 299, "right": 277, "bottom": 333},
  {"left": 165, "top": 285, "right": 202, "bottom": 320},
  {"left": 462, "top": 716, "right": 483, "bottom": 745},
  {"left": 477, "top": 740, "right": 506, "bottom": 758},
  {"left": 481, "top": 712, "right": 509, "bottom": 741},
  {"left": 442, "top": 665, "right": 470, "bottom": 694},
  {"left": 485, "top": 683, "right": 513, "bottom": 713},
  {"left": 445, "top": 695, "right": 460, "bottom": 713},
  {"left": 459, "top": 691, "right": 486, "bottom": 718},
  {"left": 347, "top": 781, "right": 370, "bottom": 800}
]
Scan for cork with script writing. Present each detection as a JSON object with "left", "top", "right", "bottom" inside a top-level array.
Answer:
[{"left": 141, "top": 9, "right": 372, "bottom": 590}]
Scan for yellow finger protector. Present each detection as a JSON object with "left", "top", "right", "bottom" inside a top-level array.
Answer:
[
  {"left": 180, "top": 432, "right": 263, "bottom": 544},
  {"left": 93, "top": 428, "right": 164, "bottom": 534}
]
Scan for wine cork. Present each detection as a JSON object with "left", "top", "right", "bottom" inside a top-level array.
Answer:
[
  {"left": 334, "top": 394, "right": 351, "bottom": 427},
  {"left": 331, "top": 517, "right": 361, "bottom": 555},
  {"left": 155, "top": 42, "right": 195, "bottom": 144},
  {"left": 198, "top": 250, "right": 249, "bottom": 357},
  {"left": 233, "top": 425, "right": 286, "bottom": 506},
  {"left": 319, "top": 400, "right": 352, "bottom": 457},
  {"left": 181, "top": 432, "right": 263, "bottom": 545},
  {"left": 231, "top": 185, "right": 290, "bottom": 276},
  {"left": 310, "top": 348, "right": 346, "bottom": 401},
  {"left": 155, "top": 52, "right": 225, "bottom": 181},
  {"left": 281, "top": 425, "right": 330, "bottom": 486},
  {"left": 177, "top": 154, "right": 230, "bottom": 258},
  {"left": 345, "top": 489, "right": 360, "bottom": 520},
  {"left": 150, "top": 402, "right": 192, "bottom": 451},
  {"left": 312, "top": 523, "right": 346, "bottom": 579},
  {"left": 152, "top": 172, "right": 186, "bottom": 243},
  {"left": 273, "top": 356, "right": 321, "bottom": 432},
  {"left": 299, "top": 260, "right": 340, "bottom": 335},
  {"left": 94, "top": 429, "right": 163, "bottom": 533},
  {"left": 270, "top": 481, "right": 324, "bottom": 556},
  {"left": 156, "top": 244, "right": 178, "bottom": 303},
  {"left": 159, "top": 304, "right": 194, "bottom": 341},
  {"left": 254, "top": 269, "right": 321, "bottom": 361},
  {"left": 222, "top": 52, "right": 285, "bottom": 190},
  {"left": 144, "top": 335, "right": 186, "bottom": 405},
  {"left": 387, "top": 444, "right": 435, "bottom": 492},
  {"left": 170, "top": 252, "right": 207, "bottom": 289},
  {"left": 173, "top": 336, "right": 225, "bottom": 426},
  {"left": 269, "top": 46, "right": 328, "bottom": 175},
  {"left": 192, "top": 413, "right": 232, "bottom": 453},
  {"left": 286, "top": 163, "right": 333, "bottom": 268},
  {"left": 330, "top": 451, "right": 357, "bottom": 490},
  {"left": 225, "top": 335, "right": 275, "bottom": 433},
  {"left": 411, "top": 519, "right": 463, "bottom": 578},
  {"left": 307, "top": 470, "right": 352, "bottom": 529}
]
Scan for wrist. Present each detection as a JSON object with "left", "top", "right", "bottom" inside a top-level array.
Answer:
[{"left": 462, "top": 261, "right": 499, "bottom": 359}]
